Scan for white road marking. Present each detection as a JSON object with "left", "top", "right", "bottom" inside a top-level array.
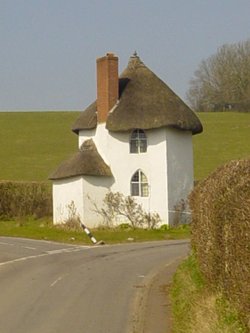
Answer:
[
  {"left": 45, "top": 247, "right": 86, "bottom": 255},
  {"left": 0, "top": 242, "right": 36, "bottom": 250},
  {"left": 0, "top": 246, "right": 92, "bottom": 267},
  {"left": 23, "top": 246, "right": 36, "bottom": 250},
  {"left": 0, "top": 253, "right": 48, "bottom": 267},
  {"left": 50, "top": 276, "right": 63, "bottom": 287},
  {"left": 0, "top": 242, "right": 15, "bottom": 246}
]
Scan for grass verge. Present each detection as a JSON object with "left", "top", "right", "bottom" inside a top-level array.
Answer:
[
  {"left": 170, "top": 255, "right": 247, "bottom": 333},
  {"left": 0, "top": 218, "right": 190, "bottom": 245}
]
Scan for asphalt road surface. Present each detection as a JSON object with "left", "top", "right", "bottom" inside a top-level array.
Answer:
[{"left": 0, "top": 237, "right": 189, "bottom": 333}]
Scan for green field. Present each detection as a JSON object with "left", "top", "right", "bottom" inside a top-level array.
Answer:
[
  {"left": 0, "top": 111, "right": 249, "bottom": 181},
  {"left": 0, "top": 111, "right": 80, "bottom": 181},
  {"left": 193, "top": 112, "right": 250, "bottom": 179}
]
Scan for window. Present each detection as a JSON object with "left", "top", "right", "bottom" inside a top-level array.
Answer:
[
  {"left": 131, "top": 170, "right": 149, "bottom": 197},
  {"left": 130, "top": 129, "right": 147, "bottom": 153}
]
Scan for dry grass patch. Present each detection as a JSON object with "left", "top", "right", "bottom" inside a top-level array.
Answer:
[
  {"left": 191, "top": 293, "right": 246, "bottom": 333},
  {"left": 171, "top": 255, "right": 247, "bottom": 333}
]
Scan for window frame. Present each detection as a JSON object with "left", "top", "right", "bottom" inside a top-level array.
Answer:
[
  {"left": 130, "top": 129, "right": 147, "bottom": 154},
  {"left": 130, "top": 170, "right": 149, "bottom": 197}
]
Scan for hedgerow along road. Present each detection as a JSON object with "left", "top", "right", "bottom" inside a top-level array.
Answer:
[{"left": 0, "top": 237, "right": 189, "bottom": 333}]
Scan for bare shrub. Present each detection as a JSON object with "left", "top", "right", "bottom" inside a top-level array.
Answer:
[
  {"left": 58, "top": 201, "right": 82, "bottom": 231},
  {"left": 90, "top": 191, "right": 161, "bottom": 229},
  {"left": 58, "top": 218, "right": 82, "bottom": 232},
  {"left": 142, "top": 212, "right": 161, "bottom": 230}
]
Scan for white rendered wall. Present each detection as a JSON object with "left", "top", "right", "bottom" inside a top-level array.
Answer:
[
  {"left": 78, "top": 128, "right": 96, "bottom": 148},
  {"left": 166, "top": 129, "right": 193, "bottom": 225},
  {"left": 52, "top": 177, "right": 84, "bottom": 224},
  {"left": 79, "top": 124, "right": 169, "bottom": 225},
  {"left": 81, "top": 176, "right": 114, "bottom": 227}
]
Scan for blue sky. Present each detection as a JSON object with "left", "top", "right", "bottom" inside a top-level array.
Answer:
[{"left": 0, "top": 0, "right": 249, "bottom": 110}]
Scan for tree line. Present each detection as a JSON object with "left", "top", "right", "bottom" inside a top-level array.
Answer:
[{"left": 187, "top": 39, "right": 250, "bottom": 112}]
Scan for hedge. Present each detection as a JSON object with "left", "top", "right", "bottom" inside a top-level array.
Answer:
[
  {"left": 189, "top": 159, "right": 250, "bottom": 328},
  {"left": 0, "top": 181, "right": 52, "bottom": 219}
]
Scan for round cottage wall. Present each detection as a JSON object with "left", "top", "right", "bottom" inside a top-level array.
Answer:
[
  {"left": 79, "top": 123, "right": 194, "bottom": 227},
  {"left": 165, "top": 129, "right": 194, "bottom": 225},
  {"left": 79, "top": 124, "right": 169, "bottom": 226}
]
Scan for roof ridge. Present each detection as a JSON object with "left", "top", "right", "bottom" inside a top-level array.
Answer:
[
  {"left": 127, "top": 53, "right": 144, "bottom": 70},
  {"left": 80, "top": 138, "right": 95, "bottom": 152},
  {"left": 49, "top": 138, "right": 113, "bottom": 180}
]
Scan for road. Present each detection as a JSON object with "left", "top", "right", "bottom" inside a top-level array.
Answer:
[{"left": 0, "top": 237, "right": 189, "bottom": 333}]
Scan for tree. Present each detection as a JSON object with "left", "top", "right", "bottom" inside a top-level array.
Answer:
[{"left": 187, "top": 40, "right": 250, "bottom": 111}]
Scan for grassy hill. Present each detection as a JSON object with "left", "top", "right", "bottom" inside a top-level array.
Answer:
[
  {"left": 0, "top": 112, "right": 80, "bottom": 181},
  {"left": 0, "top": 111, "right": 249, "bottom": 181},
  {"left": 193, "top": 112, "right": 250, "bottom": 179}
]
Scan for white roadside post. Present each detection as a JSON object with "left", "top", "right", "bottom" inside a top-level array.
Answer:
[{"left": 80, "top": 223, "right": 105, "bottom": 245}]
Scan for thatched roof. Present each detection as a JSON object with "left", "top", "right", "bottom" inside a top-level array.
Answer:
[
  {"left": 49, "top": 139, "right": 112, "bottom": 180},
  {"left": 72, "top": 101, "right": 97, "bottom": 133},
  {"left": 72, "top": 54, "right": 203, "bottom": 135}
]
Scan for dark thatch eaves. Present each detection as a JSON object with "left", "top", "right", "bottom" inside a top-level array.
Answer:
[
  {"left": 72, "top": 54, "right": 203, "bottom": 135},
  {"left": 72, "top": 101, "right": 97, "bottom": 132},
  {"left": 49, "top": 139, "right": 112, "bottom": 180}
]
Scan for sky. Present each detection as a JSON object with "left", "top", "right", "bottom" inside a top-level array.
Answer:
[{"left": 0, "top": 0, "right": 249, "bottom": 111}]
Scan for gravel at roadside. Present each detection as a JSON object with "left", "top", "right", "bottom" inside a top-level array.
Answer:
[{"left": 130, "top": 256, "right": 186, "bottom": 333}]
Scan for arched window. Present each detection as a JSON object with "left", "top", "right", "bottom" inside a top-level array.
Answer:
[
  {"left": 131, "top": 170, "right": 149, "bottom": 197},
  {"left": 130, "top": 129, "right": 147, "bottom": 153}
]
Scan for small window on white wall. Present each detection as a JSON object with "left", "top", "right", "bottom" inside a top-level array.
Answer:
[
  {"left": 131, "top": 170, "right": 149, "bottom": 197},
  {"left": 130, "top": 129, "right": 147, "bottom": 153}
]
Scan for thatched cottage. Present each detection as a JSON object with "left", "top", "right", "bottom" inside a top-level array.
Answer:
[{"left": 50, "top": 52, "right": 203, "bottom": 227}]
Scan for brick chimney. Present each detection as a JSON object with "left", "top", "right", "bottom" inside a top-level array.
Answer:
[{"left": 96, "top": 53, "right": 119, "bottom": 123}]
